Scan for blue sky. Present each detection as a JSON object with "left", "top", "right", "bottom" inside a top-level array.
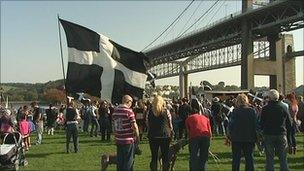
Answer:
[{"left": 1, "top": 1, "right": 303, "bottom": 87}]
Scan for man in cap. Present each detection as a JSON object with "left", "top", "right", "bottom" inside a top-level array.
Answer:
[
  {"left": 211, "top": 97, "right": 224, "bottom": 135},
  {"left": 260, "top": 89, "right": 292, "bottom": 171}
]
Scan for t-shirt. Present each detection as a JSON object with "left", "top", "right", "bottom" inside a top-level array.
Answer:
[
  {"left": 185, "top": 114, "right": 212, "bottom": 139},
  {"left": 112, "top": 105, "right": 135, "bottom": 145}
]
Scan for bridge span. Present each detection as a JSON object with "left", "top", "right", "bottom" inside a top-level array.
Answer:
[{"left": 144, "top": 0, "right": 304, "bottom": 97}]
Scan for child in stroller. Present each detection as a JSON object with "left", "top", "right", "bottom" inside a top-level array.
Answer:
[{"left": 0, "top": 132, "right": 27, "bottom": 170}]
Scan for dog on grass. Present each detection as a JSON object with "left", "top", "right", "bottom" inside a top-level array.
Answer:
[
  {"left": 100, "top": 139, "right": 189, "bottom": 171},
  {"left": 160, "top": 139, "right": 188, "bottom": 171},
  {"left": 101, "top": 153, "right": 117, "bottom": 171}
]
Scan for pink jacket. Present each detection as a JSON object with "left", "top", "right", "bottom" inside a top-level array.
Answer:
[{"left": 19, "top": 120, "right": 30, "bottom": 135}]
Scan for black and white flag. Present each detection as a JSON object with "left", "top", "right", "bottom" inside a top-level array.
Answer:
[{"left": 59, "top": 19, "right": 148, "bottom": 104}]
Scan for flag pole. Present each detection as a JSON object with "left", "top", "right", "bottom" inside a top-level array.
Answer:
[{"left": 57, "top": 14, "right": 68, "bottom": 103}]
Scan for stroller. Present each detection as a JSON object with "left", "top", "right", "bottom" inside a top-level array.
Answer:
[{"left": 0, "top": 132, "right": 27, "bottom": 170}]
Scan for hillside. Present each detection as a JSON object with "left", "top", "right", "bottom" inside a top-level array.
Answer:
[{"left": 1, "top": 80, "right": 65, "bottom": 102}]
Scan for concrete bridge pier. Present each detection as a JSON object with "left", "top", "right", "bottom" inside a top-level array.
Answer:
[
  {"left": 241, "top": 0, "right": 254, "bottom": 90},
  {"left": 253, "top": 34, "right": 296, "bottom": 94},
  {"left": 179, "top": 64, "right": 188, "bottom": 98},
  {"left": 268, "top": 33, "right": 279, "bottom": 89}
]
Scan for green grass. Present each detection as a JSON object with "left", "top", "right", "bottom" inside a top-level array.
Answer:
[{"left": 21, "top": 131, "right": 303, "bottom": 171}]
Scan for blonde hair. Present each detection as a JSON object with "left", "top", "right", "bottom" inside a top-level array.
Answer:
[
  {"left": 268, "top": 89, "right": 279, "bottom": 101},
  {"left": 236, "top": 94, "right": 249, "bottom": 107},
  {"left": 152, "top": 95, "right": 165, "bottom": 117}
]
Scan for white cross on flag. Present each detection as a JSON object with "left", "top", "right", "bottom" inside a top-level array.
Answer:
[{"left": 59, "top": 18, "right": 148, "bottom": 104}]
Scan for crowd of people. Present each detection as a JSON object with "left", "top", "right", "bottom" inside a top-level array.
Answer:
[{"left": 0, "top": 89, "right": 303, "bottom": 171}]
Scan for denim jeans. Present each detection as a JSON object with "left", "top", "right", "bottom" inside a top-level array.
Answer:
[
  {"left": 178, "top": 121, "right": 187, "bottom": 139},
  {"left": 66, "top": 123, "right": 79, "bottom": 152},
  {"left": 117, "top": 143, "right": 135, "bottom": 171},
  {"left": 289, "top": 122, "right": 297, "bottom": 148},
  {"left": 90, "top": 118, "right": 100, "bottom": 136},
  {"left": 215, "top": 120, "right": 225, "bottom": 136},
  {"left": 264, "top": 135, "right": 289, "bottom": 171},
  {"left": 231, "top": 142, "right": 255, "bottom": 171},
  {"left": 189, "top": 136, "right": 210, "bottom": 171},
  {"left": 36, "top": 121, "right": 43, "bottom": 144},
  {"left": 149, "top": 137, "right": 171, "bottom": 171}
]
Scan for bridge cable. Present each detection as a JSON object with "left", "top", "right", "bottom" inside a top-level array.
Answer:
[
  {"left": 141, "top": 0, "right": 195, "bottom": 52},
  {"left": 205, "top": 0, "right": 226, "bottom": 26},
  {"left": 159, "top": 7, "right": 186, "bottom": 44},
  {"left": 176, "top": 0, "right": 204, "bottom": 38},
  {"left": 185, "top": 1, "right": 226, "bottom": 65},
  {"left": 176, "top": 0, "right": 220, "bottom": 40},
  {"left": 160, "top": 1, "right": 203, "bottom": 44}
]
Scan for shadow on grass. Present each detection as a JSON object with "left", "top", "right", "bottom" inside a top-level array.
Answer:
[
  {"left": 43, "top": 136, "right": 65, "bottom": 140},
  {"left": 80, "top": 139, "right": 104, "bottom": 144},
  {"left": 289, "top": 156, "right": 304, "bottom": 170},
  {"left": 26, "top": 151, "right": 66, "bottom": 158},
  {"left": 39, "top": 141, "right": 66, "bottom": 145},
  {"left": 89, "top": 142, "right": 114, "bottom": 147}
]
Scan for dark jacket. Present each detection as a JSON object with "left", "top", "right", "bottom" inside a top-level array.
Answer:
[
  {"left": 211, "top": 102, "right": 223, "bottom": 122},
  {"left": 66, "top": 107, "right": 77, "bottom": 122},
  {"left": 147, "top": 109, "right": 171, "bottom": 138},
  {"left": 260, "top": 101, "right": 292, "bottom": 136},
  {"left": 229, "top": 105, "right": 257, "bottom": 142},
  {"left": 178, "top": 104, "right": 191, "bottom": 121}
]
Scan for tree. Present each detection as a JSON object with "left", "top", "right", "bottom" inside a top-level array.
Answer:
[
  {"left": 23, "top": 90, "right": 38, "bottom": 101},
  {"left": 44, "top": 89, "right": 66, "bottom": 104}
]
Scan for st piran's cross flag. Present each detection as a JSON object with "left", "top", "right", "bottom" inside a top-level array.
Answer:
[{"left": 59, "top": 18, "right": 148, "bottom": 104}]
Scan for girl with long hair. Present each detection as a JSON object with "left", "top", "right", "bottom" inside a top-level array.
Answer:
[
  {"left": 286, "top": 93, "right": 298, "bottom": 154},
  {"left": 147, "top": 95, "right": 173, "bottom": 171}
]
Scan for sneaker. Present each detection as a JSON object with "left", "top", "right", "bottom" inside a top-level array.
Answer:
[
  {"left": 101, "top": 154, "right": 109, "bottom": 171},
  {"left": 288, "top": 146, "right": 293, "bottom": 154},
  {"left": 134, "top": 148, "right": 142, "bottom": 155},
  {"left": 292, "top": 147, "right": 296, "bottom": 155}
]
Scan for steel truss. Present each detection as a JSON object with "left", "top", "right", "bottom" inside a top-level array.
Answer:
[{"left": 150, "top": 41, "right": 269, "bottom": 79}]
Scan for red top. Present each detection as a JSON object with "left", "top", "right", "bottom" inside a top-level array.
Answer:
[
  {"left": 112, "top": 105, "right": 136, "bottom": 145},
  {"left": 185, "top": 114, "right": 212, "bottom": 139}
]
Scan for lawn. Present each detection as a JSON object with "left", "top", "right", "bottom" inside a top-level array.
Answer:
[{"left": 21, "top": 131, "right": 303, "bottom": 171}]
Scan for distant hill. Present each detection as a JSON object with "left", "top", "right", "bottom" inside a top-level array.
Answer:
[{"left": 1, "top": 79, "right": 65, "bottom": 102}]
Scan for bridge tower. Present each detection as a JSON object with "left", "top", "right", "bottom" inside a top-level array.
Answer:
[
  {"left": 254, "top": 34, "right": 296, "bottom": 94},
  {"left": 241, "top": 0, "right": 254, "bottom": 90},
  {"left": 241, "top": 0, "right": 295, "bottom": 94}
]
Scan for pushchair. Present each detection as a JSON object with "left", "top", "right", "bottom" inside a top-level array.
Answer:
[{"left": 0, "top": 132, "right": 27, "bottom": 170}]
